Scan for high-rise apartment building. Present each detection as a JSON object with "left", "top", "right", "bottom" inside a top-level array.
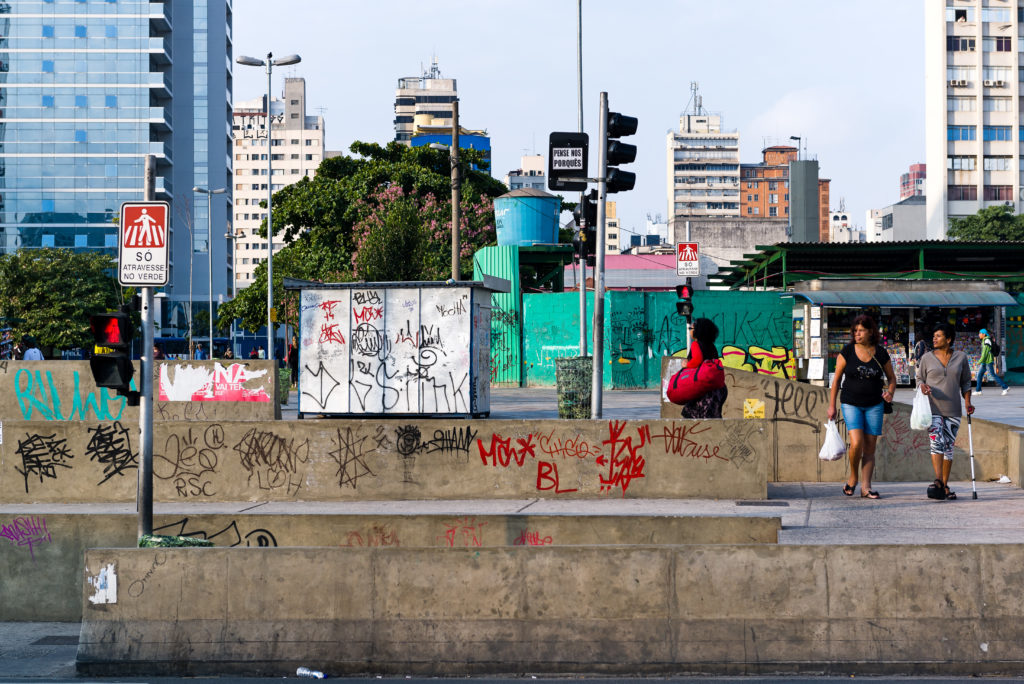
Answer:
[
  {"left": 925, "top": 2, "right": 1021, "bottom": 238},
  {"left": 0, "top": 0, "right": 233, "bottom": 334},
  {"left": 604, "top": 201, "right": 620, "bottom": 253},
  {"left": 740, "top": 146, "right": 832, "bottom": 241},
  {"left": 666, "top": 87, "right": 740, "bottom": 240},
  {"left": 394, "top": 58, "right": 456, "bottom": 144},
  {"left": 231, "top": 78, "right": 324, "bottom": 291},
  {"left": 900, "top": 163, "right": 926, "bottom": 200}
]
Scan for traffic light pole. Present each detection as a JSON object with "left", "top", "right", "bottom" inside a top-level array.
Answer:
[
  {"left": 590, "top": 92, "right": 608, "bottom": 419},
  {"left": 576, "top": 0, "right": 587, "bottom": 357},
  {"left": 138, "top": 155, "right": 155, "bottom": 538}
]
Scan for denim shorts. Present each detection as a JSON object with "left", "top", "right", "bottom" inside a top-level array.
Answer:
[{"left": 841, "top": 402, "right": 884, "bottom": 436}]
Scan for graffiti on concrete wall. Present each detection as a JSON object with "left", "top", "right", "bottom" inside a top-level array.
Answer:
[
  {"left": 14, "top": 431, "right": 74, "bottom": 493},
  {"left": 153, "top": 517, "right": 278, "bottom": 548},
  {"left": 609, "top": 305, "right": 649, "bottom": 389},
  {"left": 0, "top": 515, "right": 51, "bottom": 560},
  {"left": 13, "top": 369, "right": 128, "bottom": 421},
  {"left": 86, "top": 421, "right": 138, "bottom": 485},
  {"left": 299, "top": 287, "right": 486, "bottom": 415}
]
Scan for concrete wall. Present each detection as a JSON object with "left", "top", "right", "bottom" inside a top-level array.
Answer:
[
  {"left": 661, "top": 363, "right": 1010, "bottom": 483},
  {"left": 0, "top": 511, "right": 779, "bottom": 621},
  {"left": 0, "top": 418, "right": 769, "bottom": 503},
  {"left": 0, "top": 360, "right": 279, "bottom": 423},
  {"left": 78, "top": 544, "right": 1024, "bottom": 676}
]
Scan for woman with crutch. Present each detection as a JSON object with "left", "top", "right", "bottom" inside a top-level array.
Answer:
[{"left": 916, "top": 322, "right": 975, "bottom": 500}]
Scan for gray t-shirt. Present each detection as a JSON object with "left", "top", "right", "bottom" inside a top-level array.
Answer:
[{"left": 916, "top": 350, "right": 971, "bottom": 417}]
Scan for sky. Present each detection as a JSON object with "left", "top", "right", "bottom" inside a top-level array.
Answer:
[{"left": 233, "top": 1, "right": 925, "bottom": 241}]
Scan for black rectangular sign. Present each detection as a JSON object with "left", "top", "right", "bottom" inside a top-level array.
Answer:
[{"left": 548, "top": 132, "right": 589, "bottom": 192}]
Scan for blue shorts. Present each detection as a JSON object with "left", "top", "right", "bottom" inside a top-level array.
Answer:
[{"left": 841, "top": 402, "right": 884, "bottom": 436}]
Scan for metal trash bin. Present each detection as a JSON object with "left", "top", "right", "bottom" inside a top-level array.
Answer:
[{"left": 555, "top": 356, "right": 592, "bottom": 419}]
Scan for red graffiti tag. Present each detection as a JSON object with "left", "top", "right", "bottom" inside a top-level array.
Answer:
[
  {"left": 597, "top": 420, "right": 649, "bottom": 495},
  {"left": 513, "top": 530, "right": 553, "bottom": 546},
  {"left": 536, "top": 460, "right": 578, "bottom": 494},
  {"left": 318, "top": 323, "right": 346, "bottom": 345},
  {"left": 319, "top": 299, "right": 341, "bottom": 321},
  {"left": 438, "top": 517, "right": 487, "bottom": 547},
  {"left": 477, "top": 433, "right": 536, "bottom": 467},
  {"left": 353, "top": 306, "right": 383, "bottom": 323}
]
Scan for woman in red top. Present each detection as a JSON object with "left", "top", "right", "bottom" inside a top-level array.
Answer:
[{"left": 680, "top": 317, "right": 728, "bottom": 418}]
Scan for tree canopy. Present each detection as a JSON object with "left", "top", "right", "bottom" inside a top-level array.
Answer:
[
  {"left": 0, "top": 248, "right": 122, "bottom": 350},
  {"left": 217, "top": 141, "right": 510, "bottom": 333},
  {"left": 947, "top": 205, "right": 1024, "bottom": 241}
]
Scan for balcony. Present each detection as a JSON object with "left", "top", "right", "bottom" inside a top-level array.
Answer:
[
  {"left": 148, "top": 37, "right": 171, "bottom": 66},
  {"left": 149, "top": 2, "right": 172, "bottom": 34},
  {"left": 148, "top": 107, "right": 172, "bottom": 132}
]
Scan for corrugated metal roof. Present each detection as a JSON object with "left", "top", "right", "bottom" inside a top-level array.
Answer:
[{"left": 782, "top": 290, "right": 1019, "bottom": 307}]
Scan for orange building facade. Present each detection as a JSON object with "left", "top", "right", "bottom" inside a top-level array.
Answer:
[{"left": 740, "top": 145, "right": 832, "bottom": 241}]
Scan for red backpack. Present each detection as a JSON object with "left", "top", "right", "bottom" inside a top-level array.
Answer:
[{"left": 667, "top": 359, "right": 725, "bottom": 405}]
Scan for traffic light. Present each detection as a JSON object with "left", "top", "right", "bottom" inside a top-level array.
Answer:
[
  {"left": 573, "top": 189, "right": 598, "bottom": 266},
  {"left": 676, "top": 278, "right": 694, "bottom": 322},
  {"left": 89, "top": 312, "right": 135, "bottom": 396},
  {"left": 606, "top": 111, "right": 637, "bottom": 193}
]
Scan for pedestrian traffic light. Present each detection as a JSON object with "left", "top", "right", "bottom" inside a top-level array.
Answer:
[
  {"left": 606, "top": 111, "right": 637, "bottom": 193},
  {"left": 676, "top": 278, "right": 694, "bottom": 322},
  {"left": 88, "top": 312, "right": 134, "bottom": 395},
  {"left": 572, "top": 189, "right": 598, "bottom": 265}
]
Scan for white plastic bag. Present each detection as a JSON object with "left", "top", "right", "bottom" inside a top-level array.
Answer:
[
  {"left": 818, "top": 420, "right": 846, "bottom": 462},
  {"left": 910, "top": 387, "right": 932, "bottom": 430}
]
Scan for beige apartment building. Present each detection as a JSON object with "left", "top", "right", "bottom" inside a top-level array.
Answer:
[{"left": 231, "top": 78, "right": 324, "bottom": 291}]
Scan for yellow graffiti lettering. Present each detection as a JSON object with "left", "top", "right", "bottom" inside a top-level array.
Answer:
[
  {"left": 721, "top": 345, "right": 754, "bottom": 373},
  {"left": 720, "top": 344, "right": 795, "bottom": 379}
]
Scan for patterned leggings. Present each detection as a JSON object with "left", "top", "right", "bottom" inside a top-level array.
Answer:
[
  {"left": 928, "top": 415, "right": 961, "bottom": 461},
  {"left": 681, "top": 385, "right": 728, "bottom": 419}
]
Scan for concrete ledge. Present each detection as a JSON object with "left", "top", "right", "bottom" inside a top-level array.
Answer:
[
  {"left": 1, "top": 418, "right": 769, "bottom": 503},
  {"left": 0, "top": 510, "right": 778, "bottom": 621},
  {"left": 77, "top": 544, "right": 1024, "bottom": 676}
]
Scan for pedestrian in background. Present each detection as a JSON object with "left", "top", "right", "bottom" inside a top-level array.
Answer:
[
  {"left": 257, "top": 345, "right": 266, "bottom": 359},
  {"left": 194, "top": 342, "right": 207, "bottom": 360},
  {"left": 679, "top": 317, "right": 728, "bottom": 419},
  {"left": 975, "top": 328, "right": 1009, "bottom": 396},
  {"left": 21, "top": 335, "right": 43, "bottom": 360},
  {"left": 152, "top": 345, "right": 165, "bottom": 360},
  {"left": 918, "top": 322, "right": 974, "bottom": 500},
  {"left": 222, "top": 348, "right": 235, "bottom": 360},
  {"left": 827, "top": 314, "right": 897, "bottom": 499},
  {"left": 288, "top": 335, "right": 299, "bottom": 385}
]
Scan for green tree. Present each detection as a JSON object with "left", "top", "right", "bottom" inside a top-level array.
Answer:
[
  {"left": 217, "top": 140, "right": 511, "bottom": 333},
  {"left": 0, "top": 248, "right": 121, "bottom": 350},
  {"left": 947, "top": 205, "right": 1024, "bottom": 241}
]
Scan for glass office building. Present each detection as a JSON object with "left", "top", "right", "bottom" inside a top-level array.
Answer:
[{"left": 0, "top": 0, "right": 233, "bottom": 332}]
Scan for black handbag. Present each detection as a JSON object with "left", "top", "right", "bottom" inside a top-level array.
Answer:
[{"left": 872, "top": 353, "right": 894, "bottom": 414}]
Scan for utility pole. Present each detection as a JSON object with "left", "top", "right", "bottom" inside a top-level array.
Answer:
[
  {"left": 590, "top": 92, "right": 609, "bottom": 419},
  {"left": 138, "top": 154, "right": 155, "bottom": 537},
  {"left": 451, "top": 99, "right": 461, "bottom": 281},
  {"left": 577, "top": 0, "right": 587, "bottom": 356}
]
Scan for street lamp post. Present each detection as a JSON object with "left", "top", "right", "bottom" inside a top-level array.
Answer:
[
  {"left": 225, "top": 228, "right": 241, "bottom": 355},
  {"left": 193, "top": 186, "right": 225, "bottom": 357},
  {"left": 236, "top": 51, "right": 301, "bottom": 361}
]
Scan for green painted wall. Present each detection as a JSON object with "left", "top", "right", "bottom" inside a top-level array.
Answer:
[
  {"left": 473, "top": 246, "right": 522, "bottom": 387},
  {"left": 1006, "top": 293, "right": 1024, "bottom": 386},
  {"left": 522, "top": 290, "right": 794, "bottom": 388}
]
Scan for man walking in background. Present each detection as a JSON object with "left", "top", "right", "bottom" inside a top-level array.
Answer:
[{"left": 975, "top": 329, "right": 1009, "bottom": 396}]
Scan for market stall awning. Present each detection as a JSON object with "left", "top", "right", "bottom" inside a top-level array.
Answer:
[{"left": 782, "top": 290, "right": 1019, "bottom": 308}]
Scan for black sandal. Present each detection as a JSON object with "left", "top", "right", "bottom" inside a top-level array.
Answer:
[
  {"left": 945, "top": 487, "right": 957, "bottom": 500},
  {"left": 861, "top": 490, "right": 881, "bottom": 499},
  {"left": 843, "top": 483, "right": 856, "bottom": 496}
]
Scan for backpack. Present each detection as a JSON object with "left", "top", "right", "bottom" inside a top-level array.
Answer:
[
  {"left": 667, "top": 359, "right": 726, "bottom": 405},
  {"left": 985, "top": 338, "right": 1001, "bottom": 357}
]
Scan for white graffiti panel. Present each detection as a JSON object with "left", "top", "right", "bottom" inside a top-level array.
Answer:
[{"left": 298, "top": 286, "right": 487, "bottom": 416}]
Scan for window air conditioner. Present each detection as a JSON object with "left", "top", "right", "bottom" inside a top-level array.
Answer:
[
  {"left": 956, "top": 79, "right": 969, "bottom": 86},
  {"left": 994, "top": 80, "right": 1005, "bottom": 87},
  {"left": 983, "top": 79, "right": 994, "bottom": 86}
]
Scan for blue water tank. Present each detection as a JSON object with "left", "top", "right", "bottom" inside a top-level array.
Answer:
[{"left": 493, "top": 188, "right": 561, "bottom": 246}]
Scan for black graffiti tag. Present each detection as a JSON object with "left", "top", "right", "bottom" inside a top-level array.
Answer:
[
  {"left": 86, "top": 421, "right": 138, "bottom": 485},
  {"left": 15, "top": 433, "right": 74, "bottom": 494}
]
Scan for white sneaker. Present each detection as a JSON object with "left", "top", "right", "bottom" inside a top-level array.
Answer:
[
  {"left": 1002, "top": 388, "right": 1010, "bottom": 396},
  {"left": 974, "top": 391, "right": 982, "bottom": 395}
]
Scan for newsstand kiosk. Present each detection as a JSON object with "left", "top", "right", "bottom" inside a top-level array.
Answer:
[{"left": 786, "top": 279, "right": 1017, "bottom": 388}]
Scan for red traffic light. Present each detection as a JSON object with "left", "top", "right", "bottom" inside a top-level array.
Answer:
[
  {"left": 676, "top": 283, "right": 694, "bottom": 300},
  {"left": 89, "top": 312, "right": 133, "bottom": 351}
]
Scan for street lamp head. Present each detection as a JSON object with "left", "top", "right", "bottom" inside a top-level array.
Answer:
[
  {"left": 272, "top": 54, "right": 301, "bottom": 66},
  {"left": 236, "top": 55, "right": 265, "bottom": 67}
]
